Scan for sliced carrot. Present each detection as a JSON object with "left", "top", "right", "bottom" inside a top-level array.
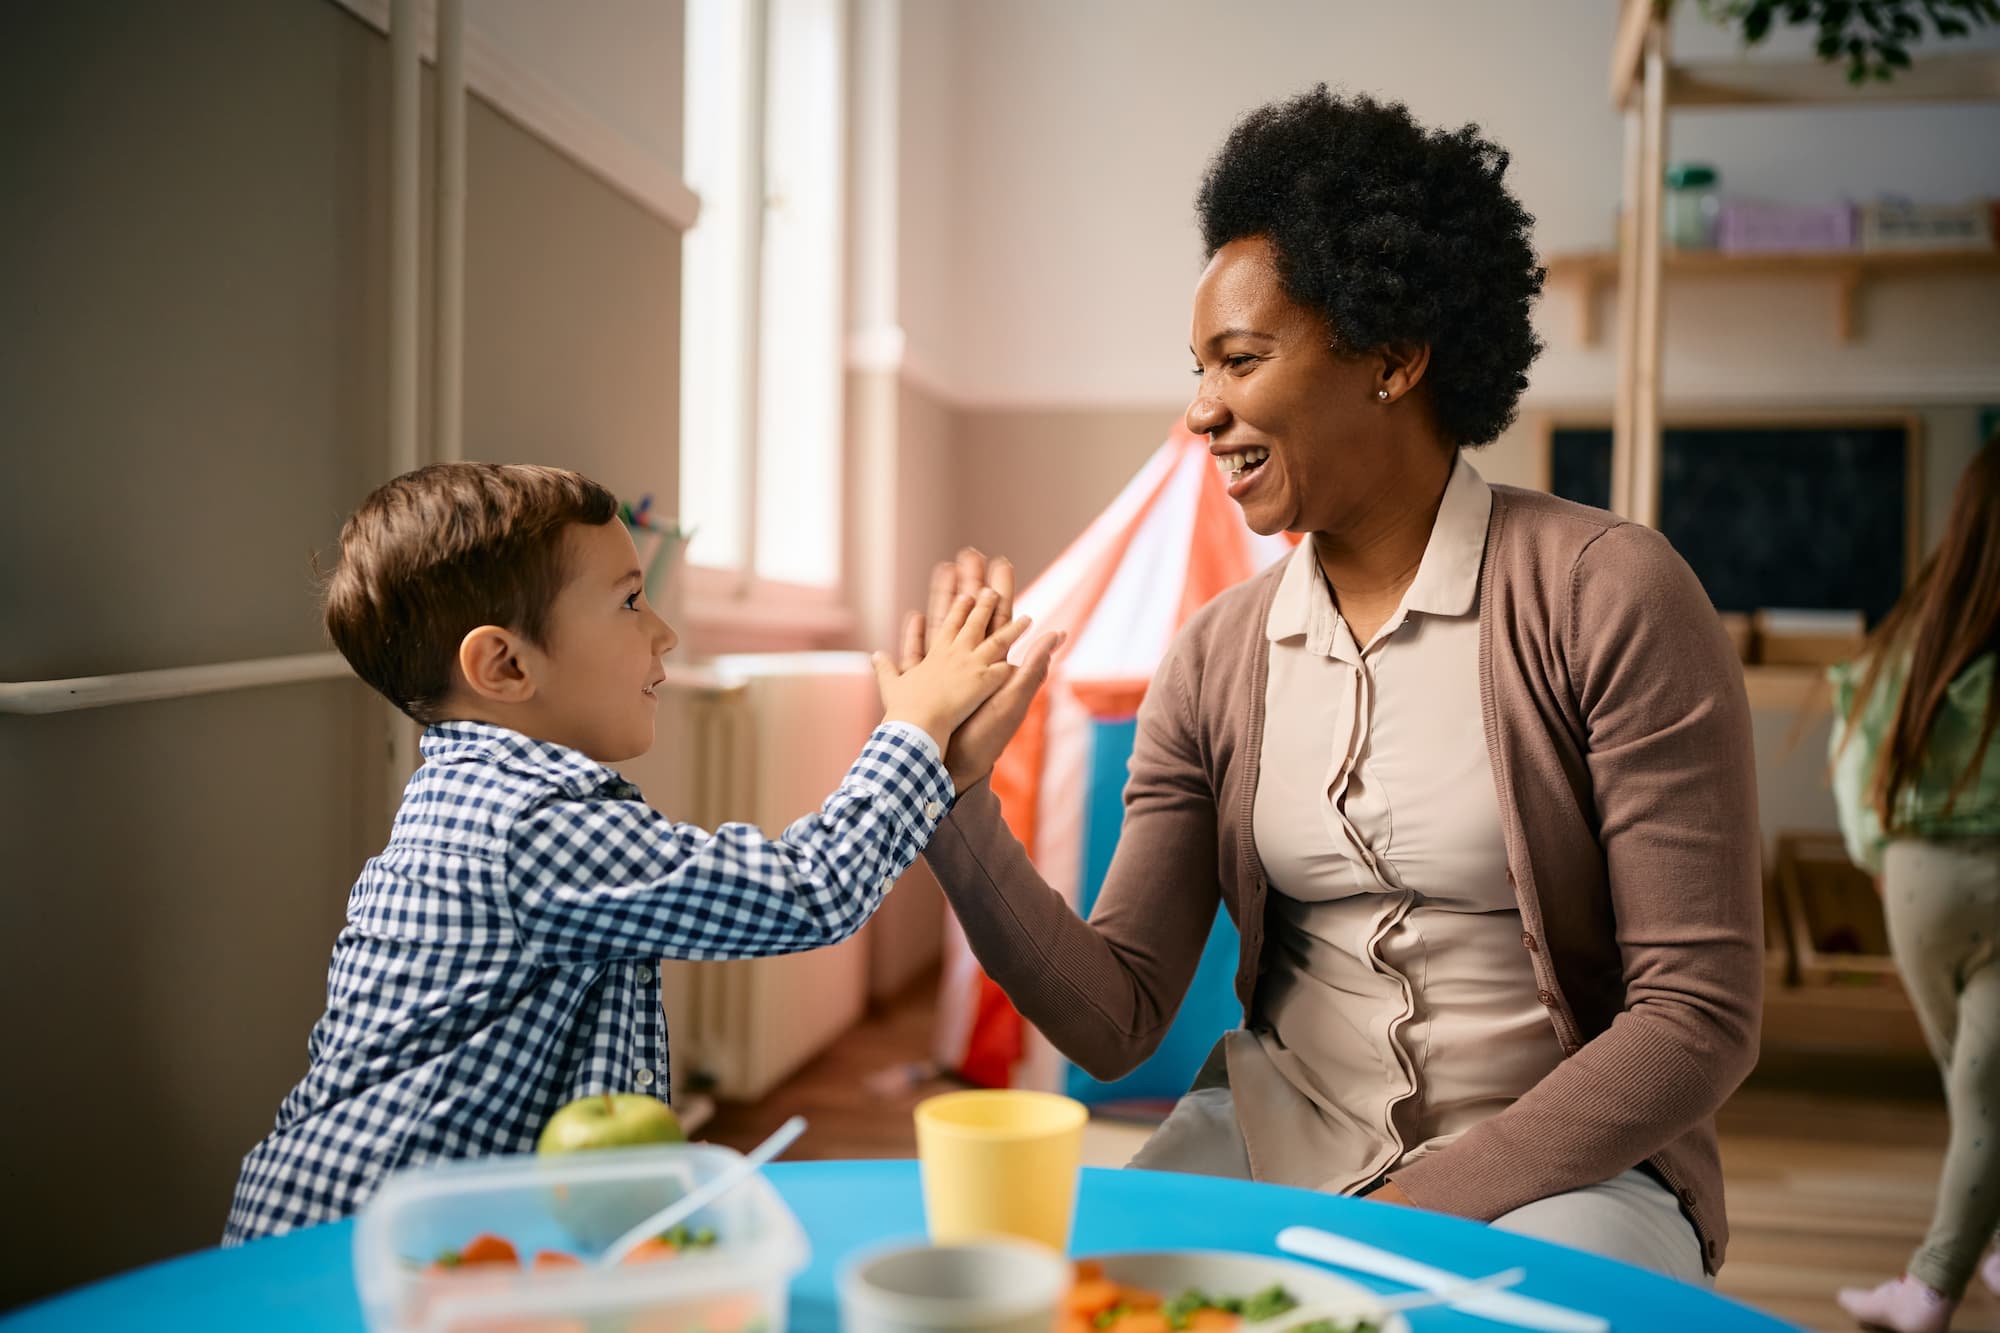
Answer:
[
  {"left": 1072, "top": 1259, "right": 1105, "bottom": 1283},
  {"left": 456, "top": 1233, "right": 520, "bottom": 1267},
  {"left": 619, "top": 1236, "right": 681, "bottom": 1264},
  {"left": 1187, "top": 1309, "right": 1241, "bottom": 1331},
  {"left": 1064, "top": 1278, "right": 1124, "bottom": 1318},
  {"left": 531, "top": 1249, "right": 583, "bottom": 1270},
  {"left": 1058, "top": 1317, "right": 1096, "bottom": 1333}
]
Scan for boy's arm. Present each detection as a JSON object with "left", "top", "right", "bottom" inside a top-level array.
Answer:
[{"left": 504, "top": 724, "right": 953, "bottom": 964}]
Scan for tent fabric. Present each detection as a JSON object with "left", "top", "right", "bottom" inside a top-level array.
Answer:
[{"left": 933, "top": 423, "right": 1296, "bottom": 1099}]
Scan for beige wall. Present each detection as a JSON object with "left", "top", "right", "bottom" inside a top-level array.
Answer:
[
  {"left": 0, "top": 0, "right": 683, "bottom": 1307},
  {"left": 899, "top": 0, "right": 2000, "bottom": 409}
]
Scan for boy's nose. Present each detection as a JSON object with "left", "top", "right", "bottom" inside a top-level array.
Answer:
[{"left": 654, "top": 614, "right": 679, "bottom": 656}]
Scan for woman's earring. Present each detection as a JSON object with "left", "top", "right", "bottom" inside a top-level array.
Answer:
[{"left": 1377, "top": 389, "right": 1390, "bottom": 401}]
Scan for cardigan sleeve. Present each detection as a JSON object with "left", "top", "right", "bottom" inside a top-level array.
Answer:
[{"left": 921, "top": 641, "right": 1227, "bottom": 1081}]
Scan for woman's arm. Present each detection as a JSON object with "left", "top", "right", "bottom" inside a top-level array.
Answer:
[
  {"left": 924, "top": 642, "right": 1226, "bottom": 1081},
  {"left": 1392, "top": 521, "right": 1763, "bottom": 1219}
]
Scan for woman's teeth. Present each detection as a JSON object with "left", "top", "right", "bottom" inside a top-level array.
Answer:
[{"left": 1215, "top": 446, "right": 1270, "bottom": 479}]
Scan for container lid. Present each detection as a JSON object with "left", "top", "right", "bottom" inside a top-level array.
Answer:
[{"left": 1665, "top": 163, "right": 1718, "bottom": 189}]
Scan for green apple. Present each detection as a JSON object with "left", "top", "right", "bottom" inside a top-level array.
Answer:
[
  {"left": 538, "top": 1093, "right": 688, "bottom": 1251},
  {"left": 537, "top": 1092, "right": 685, "bottom": 1155}
]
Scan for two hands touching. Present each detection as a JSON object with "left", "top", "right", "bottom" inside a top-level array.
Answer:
[{"left": 872, "top": 549, "right": 1065, "bottom": 794}]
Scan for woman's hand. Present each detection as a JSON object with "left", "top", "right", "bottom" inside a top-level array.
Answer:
[{"left": 902, "top": 548, "right": 1062, "bottom": 792}]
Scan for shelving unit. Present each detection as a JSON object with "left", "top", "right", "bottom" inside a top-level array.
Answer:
[
  {"left": 1603, "top": 3, "right": 1999, "bottom": 1056},
  {"left": 1602, "top": 0, "right": 2000, "bottom": 525}
]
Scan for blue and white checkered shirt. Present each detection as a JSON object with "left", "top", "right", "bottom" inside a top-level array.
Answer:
[{"left": 223, "top": 717, "right": 952, "bottom": 1244}]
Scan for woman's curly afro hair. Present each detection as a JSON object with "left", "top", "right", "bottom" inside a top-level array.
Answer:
[{"left": 1196, "top": 86, "right": 1544, "bottom": 448}]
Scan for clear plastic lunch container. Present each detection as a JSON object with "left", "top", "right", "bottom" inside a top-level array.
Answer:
[{"left": 354, "top": 1143, "right": 809, "bottom": 1333}]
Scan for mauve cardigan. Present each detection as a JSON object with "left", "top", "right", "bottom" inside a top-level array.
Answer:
[{"left": 925, "top": 485, "right": 1763, "bottom": 1273}]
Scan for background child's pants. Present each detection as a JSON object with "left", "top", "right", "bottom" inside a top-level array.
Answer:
[{"left": 1884, "top": 835, "right": 2000, "bottom": 1297}]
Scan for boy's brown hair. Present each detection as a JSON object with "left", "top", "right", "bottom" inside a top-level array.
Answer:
[{"left": 325, "top": 462, "right": 618, "bottom": 722}]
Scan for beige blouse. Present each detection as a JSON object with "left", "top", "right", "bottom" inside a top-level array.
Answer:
[{"left": 1230, "top": 455, "right": 1566, "bottom": 1193}]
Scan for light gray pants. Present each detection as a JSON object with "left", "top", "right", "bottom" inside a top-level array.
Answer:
[
  {"left": 1883, "top": 837, "right": 2000, "bottom": 1298},
  {"left": 1127, "top": 1084, "right": 1710, "bottom": 1286}
]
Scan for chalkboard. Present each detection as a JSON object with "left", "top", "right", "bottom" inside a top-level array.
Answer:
[{"left": 1548, "top": 425, "right": 1910, "bottom": 625}]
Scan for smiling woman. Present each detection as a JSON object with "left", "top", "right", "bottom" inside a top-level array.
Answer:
[{"left": 918, "top": 85, "right": 1762, "bottom": 1289}]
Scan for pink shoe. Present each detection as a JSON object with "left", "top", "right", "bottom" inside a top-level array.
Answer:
[{"left": 1835, "top": 1275, "right": 1955, "bottom": 1333}]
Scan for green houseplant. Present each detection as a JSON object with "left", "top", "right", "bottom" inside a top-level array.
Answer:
[{"left": 1700, "top": 0, "right": 2000, "bottom": 82}]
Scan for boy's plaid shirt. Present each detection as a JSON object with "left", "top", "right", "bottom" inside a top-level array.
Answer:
[{"left": 223, "top": 718, "right": 951, "bottom": 1244}]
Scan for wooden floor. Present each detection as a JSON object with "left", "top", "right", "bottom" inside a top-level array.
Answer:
[{"left": 701, "top": 973, "right": 1999, "bottom": 1332}]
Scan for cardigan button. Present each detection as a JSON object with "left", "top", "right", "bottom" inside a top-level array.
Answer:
[
  {"left": 1681, "top": 1188, "right": 1697, "bottom": 1205},
  {"left": 1536, "top": 989, "right": 1556, "bottom": 1006},
  {"left": 1521, "top": 932, "right": 1538, "bottom": 951}
]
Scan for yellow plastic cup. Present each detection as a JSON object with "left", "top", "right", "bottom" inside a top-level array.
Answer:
[{"left": 913, "top": 1089, "right": 1088, "bottom": 1252}]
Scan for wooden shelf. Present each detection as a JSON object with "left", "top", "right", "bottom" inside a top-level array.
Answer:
[
  {"left": 1544, "top": 247, "right": 2000, "bottom": 344},
  {"left": 1666, "top": 51, "right": 2000, "bottom": 109},
  {"left": 1761, "top": 980, "right": 1927, "bottom": 1056},
  {"left": 1742, "top": 663, "right": 1831, "bottom": 715}
]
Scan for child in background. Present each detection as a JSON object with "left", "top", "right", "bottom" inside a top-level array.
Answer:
[
  {"left": 225, "top": 462, "right": 1058, "bottom": 1243},
  {"left": 1831, "top": 435, "right": 2000, "bottom": 1333}
]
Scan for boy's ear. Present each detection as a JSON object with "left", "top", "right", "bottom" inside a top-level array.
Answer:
[{"left": 457, "top": 625, "right": 537, "bottom": 704}]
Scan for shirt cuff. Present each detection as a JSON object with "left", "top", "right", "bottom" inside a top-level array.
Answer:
[
  {"left": 856, "top": 723, "right": 957, "bottom": 843},
  {"left": 877, "top": 720, "right": 945, "bottom": 772}
]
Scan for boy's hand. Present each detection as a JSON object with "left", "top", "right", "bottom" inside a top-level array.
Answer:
[
  {"left": 901, "top": 549, "right": 1063, "bottom": 793},
  {"left": 871, "top": 587, "right": 1028, "bottom": 755}
]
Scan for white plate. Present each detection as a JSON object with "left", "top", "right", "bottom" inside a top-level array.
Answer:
[{"left": 1082, "top": 1250, "right": 1411, "bottom": 1332}]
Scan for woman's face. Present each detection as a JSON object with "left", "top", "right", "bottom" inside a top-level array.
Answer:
[{"left": 1185, "top": 236, "right": 1403, "bottom": 539}]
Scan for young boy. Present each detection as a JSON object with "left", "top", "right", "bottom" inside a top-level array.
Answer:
[{"left": 224, "top": 462, "right": 1039, "bottom": 1243}]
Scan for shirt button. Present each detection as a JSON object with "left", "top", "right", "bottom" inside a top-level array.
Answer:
[
  {"left": 923, "top": 800, "right": 943, "bottom": 821},
  {"left": 637, "top": 965, "right": 654, "bottom": 983},
  {"left": 1537, "top": 989, "right": 1556, "bottom": 1006},
  {"left": 880, "top": 876, "right": 895, "bottom": 893},
  {"left": 1521, "top": 933, "right": 1538, "bottom": 951},
  {"left": 634, "top": 1068, "right": 655, "bottom": 1087}
]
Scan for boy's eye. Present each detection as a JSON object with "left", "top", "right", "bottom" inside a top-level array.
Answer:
[{"left": 623, "top": 591, "right": 641, "bottom": 611}]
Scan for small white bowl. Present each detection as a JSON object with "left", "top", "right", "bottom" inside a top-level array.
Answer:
[{"left": 841, "top": 1237, "right": 1072, "bottom": 1333}]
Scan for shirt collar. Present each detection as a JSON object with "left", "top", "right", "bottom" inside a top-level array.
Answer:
[
  {"left": 1264, "top": 452, "right": 1493, "bottom": 647},
  {"left": 1402, "top": 452, "right": 1493, "bottom": 618},
  {"left": 420, "top": 719, "right": 635, "bottom": 799}
]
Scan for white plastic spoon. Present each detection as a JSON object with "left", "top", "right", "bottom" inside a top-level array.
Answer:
[{"left": 597, "top": 1115, "right": 807, "bottom": 1268}]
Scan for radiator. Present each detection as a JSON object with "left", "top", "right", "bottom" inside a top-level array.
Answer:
[{"left": 620, "top": 653, "right": 931, "bottom": 1108}]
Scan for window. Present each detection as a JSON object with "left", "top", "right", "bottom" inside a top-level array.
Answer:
[{"left": 680, "top": 0, "right": 846, "bottom": 614}]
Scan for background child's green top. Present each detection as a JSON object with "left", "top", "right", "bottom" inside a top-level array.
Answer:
[{"left": 1827, "top": 650, "right": 2000, "bottom": 874}]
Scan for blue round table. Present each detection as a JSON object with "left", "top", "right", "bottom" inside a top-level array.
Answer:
[{"left": 2, "top": 1162, "right": 1798, "bottom": 1331}]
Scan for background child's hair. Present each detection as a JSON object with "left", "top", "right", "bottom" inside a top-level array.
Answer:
[
  {"left": 1836, "top": 428, "right": 2000, "bottom": 824},
  {"left": 324, "top": 462, "right": 617, "bottom": 721}
]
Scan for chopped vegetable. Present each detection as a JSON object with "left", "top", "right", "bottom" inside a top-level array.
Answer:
[{"left": 1069, "top": 1265, "right": 1380, "bottom": 1333}]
